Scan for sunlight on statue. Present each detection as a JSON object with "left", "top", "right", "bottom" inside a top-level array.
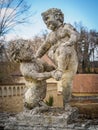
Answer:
[
  {"left": 7, "top": 40, "right": 55, "bottom": 113},
  {"left": 36, "top": 8, "right": 80, "bottom": 109}
]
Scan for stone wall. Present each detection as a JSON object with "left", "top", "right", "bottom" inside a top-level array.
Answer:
[
  {"left": 71, "top": 74, "right": 98, "bottom": 117},
  {"left": 0, "top": 96, "right": 23, "bottom": 113}
]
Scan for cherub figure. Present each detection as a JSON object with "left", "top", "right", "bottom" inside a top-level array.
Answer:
[
  {"left": 7, "top": 40, "right": 55, "bottom": 112},
  {"left": 36, "top": 8, "right": 80, "bottom": 108}
]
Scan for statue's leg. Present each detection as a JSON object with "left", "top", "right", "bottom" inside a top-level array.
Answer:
[
  {"left": 61, "top": 72, "right": 74, "bottom": 109},
  {"left": 24, "top": 87, "right": 39, "bottom": 110},
  {"left": 23, "top": 84, "right": 49, "bottom": 113}
]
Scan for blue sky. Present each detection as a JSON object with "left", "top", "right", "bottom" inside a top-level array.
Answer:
[{"left": 6, "top": 0, "right": 98, "bottom": 40}]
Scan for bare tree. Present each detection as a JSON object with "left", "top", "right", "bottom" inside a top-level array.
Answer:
[
  {"left": 0, "top": 0, "right": 31, "bottom": 36},
  {"left": 75, "top": 23, "right": 98, "bottom": 73},
  {"left": 32, "top": 33, "right": 47, "bottom": 53}
]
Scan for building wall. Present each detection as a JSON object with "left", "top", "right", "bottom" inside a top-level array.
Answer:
[{"left": 0, "top": 96, "right": 23, "bottom": 113}]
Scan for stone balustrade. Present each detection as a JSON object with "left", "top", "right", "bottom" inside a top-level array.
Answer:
[
  {"left": 0, "top": 83, "right": 25, "bottom": 97},
  {"left": 0, "top": 83, "right": 25, "bottom": 112}
]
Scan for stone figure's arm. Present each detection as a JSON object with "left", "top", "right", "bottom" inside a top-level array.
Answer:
[
  {"left": 36, "top": 40, "right": 51, "bottom": 58},
  {"left": 22, "top": 69, "right": 53, "bottom": 81},
  {"left": 32, "top": 71, "right": 53, "bottom": 80},
  {"left": 64, "top": 24, "right": 80, "bottom": 46}
]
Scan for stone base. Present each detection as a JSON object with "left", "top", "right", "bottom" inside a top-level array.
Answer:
[
  {"left": 0, "top": 108, "right": 98, "bottom": 130},
  {"left": 4, "top": 107, "right": 78, "bottom": 130}
]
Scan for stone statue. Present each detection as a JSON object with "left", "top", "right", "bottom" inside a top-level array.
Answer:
[
  {"left": 4, "top": 9, "right": 80, "bottom": 130},
  {"left": 36, "top": 8, "right": 80, "bottom": 108},
  {"left": 7, "top": 40, "right": 55, "bottom": 112}
]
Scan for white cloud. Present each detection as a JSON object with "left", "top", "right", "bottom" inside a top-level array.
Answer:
[
  {"left": 4, "top": 13, "right": 48, "bottom": 41},
  {"left": 0, "top": 0, "right": 8, "bottom": 4},
  {"left": 0, "top": 8, "right": 15, "bottom": 18},
  {"left": 5, "top": 33, "right": 19, "bottom": 41}
]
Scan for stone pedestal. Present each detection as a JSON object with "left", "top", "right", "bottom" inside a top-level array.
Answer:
[
  {"left": 1, "top": 108, "right": 98, "bottom": 130},
  {"left": 4, "top": 107, "right": 78, "bottom": 130}
]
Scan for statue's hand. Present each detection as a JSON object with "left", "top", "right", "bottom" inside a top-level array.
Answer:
[{"left": 51, "top": 70, "right": 62, "bottom": 81}]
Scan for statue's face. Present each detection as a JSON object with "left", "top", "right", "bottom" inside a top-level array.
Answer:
[
  {"left": 42, "top": 11, "right": 63, "bottom": 31},
  {"left": 7, "top": 40, "right": 34, "bottom": 63},
  {"left": 18, "top": 46, "right": 34, "bottom": 62},
  {"left": 43, "top": 14, "right": 61, "bottom": 31}
]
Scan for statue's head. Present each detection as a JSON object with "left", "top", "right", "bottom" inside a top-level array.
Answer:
[
  {"left": 41, "top": 8, "right": 64, "bottom": 31},
  {"left": 7, "top": 39, "right": 34, "bottom": 63}
]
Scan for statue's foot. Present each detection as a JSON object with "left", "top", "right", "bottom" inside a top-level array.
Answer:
[
  {"left": 65, "top": 103, "right": 78, "bottom": 113},
  {"left": 29, "top": 101, "right": 49, "bottom": 115},
  {"left": 39, "top": 101, "right": 49, "bottom": 107},
  {"left": 57, "top": 91, "right": 62, "bottom": 95},
  {"left": 64, "top": 103, "right": 79, "bottom": 123},
  {"left": 30, "top": 106, "right": 49, "bottom": 115},
  {"left": 65, "top": 103, "right": 73, "bottom": 112},
  {"left": 29, "top": 107, "right": 40, "bottom": 114}
]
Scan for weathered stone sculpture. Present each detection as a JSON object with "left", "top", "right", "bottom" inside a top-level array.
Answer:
[
  {"left": 4, "top": 9, "right": 81, "bottom": 130},
  {"left": 7, "top": 40, "right": 55, "bottom": 112},
  {"left": 36, "top": 8, "right": 80, "bottom": 108}
]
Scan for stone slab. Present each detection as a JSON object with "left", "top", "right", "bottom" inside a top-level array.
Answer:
[{"left": 4, "top": 107, "right": 78, "bottom": 130}]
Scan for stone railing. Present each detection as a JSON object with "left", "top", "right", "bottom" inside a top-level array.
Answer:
[
  {"left": 0, "top": 83, "right": 25, "bottom": 112},
  {"left": 0, "top": 83, "right": 25, "bottom": 97}
]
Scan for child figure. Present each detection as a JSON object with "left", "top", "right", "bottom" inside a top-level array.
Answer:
[
  {"left": 36, "top": 8, "right": 80, "bottom": 108},
  {"left": 7, "top": 39, "right": 55, "bottom": 112}
]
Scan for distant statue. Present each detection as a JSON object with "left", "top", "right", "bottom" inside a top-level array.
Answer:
[
  {"left": 36, "top": 8, "right": 80, "bottom": 109},
  {"left": 7, "top": 40, "right": 55, "bottom": 112}
]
